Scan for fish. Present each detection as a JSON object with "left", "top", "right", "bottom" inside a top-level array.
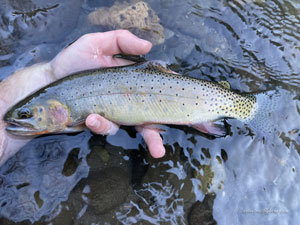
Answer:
[{"left": 3, "top": 61, "right": 276, "bottom": 137}]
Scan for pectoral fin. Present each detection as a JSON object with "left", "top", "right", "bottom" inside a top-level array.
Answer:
[
  {"left": 67, "top": 118, "right": 86, "bottom": 128},
  {"left": 191, "top": 121, "right": 227, "bottom": 137},
  {"left": 65, "top": 118, "right": 86, "bottom": 133}
]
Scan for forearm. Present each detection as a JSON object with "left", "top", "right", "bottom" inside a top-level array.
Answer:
[
  {"left": 0, "top": 62, "right": 57, "bottom": 166},
  {"left": 0, "top": 62, "right": 56, "bottom": 114}
]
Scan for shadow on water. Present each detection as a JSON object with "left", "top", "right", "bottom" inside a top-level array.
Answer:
[{"left": 1, "top": 0, "right": 300, "bottom": 224}]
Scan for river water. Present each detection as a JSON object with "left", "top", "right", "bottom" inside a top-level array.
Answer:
[{"left": 1, "top": 0, "right": 300, "bottom": 224}]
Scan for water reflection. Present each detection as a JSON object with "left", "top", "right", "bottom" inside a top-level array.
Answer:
[
  {"left": 1, "top": 0, "right": 300, "bottom": 224},
  {"left": 0, "top": 132, "right": 91, "bottom": 222}
]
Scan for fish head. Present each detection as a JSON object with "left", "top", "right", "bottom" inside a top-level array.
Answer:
[{"left": 4, "top": 99, "right": 71, "bottom": 136}]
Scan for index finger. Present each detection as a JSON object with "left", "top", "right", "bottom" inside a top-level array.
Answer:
[{"left": 83, "top": 29, "right": 152, "bottom": 56}]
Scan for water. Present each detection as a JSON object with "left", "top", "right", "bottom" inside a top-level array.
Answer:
[{"left": 1, "top": 0, "right": 300, "bottom": 224}]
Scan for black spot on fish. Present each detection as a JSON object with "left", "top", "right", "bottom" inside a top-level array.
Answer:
[{"left": 38, "top": 118, "right": 42, "bottom": 122}]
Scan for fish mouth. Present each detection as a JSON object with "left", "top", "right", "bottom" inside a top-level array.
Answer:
[{"left": 5, "top": 119, "right": 40, "bottom": 136}]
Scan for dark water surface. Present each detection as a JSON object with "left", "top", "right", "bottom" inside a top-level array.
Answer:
[{"left": 1, "top": 0, "right": 300, "bottom": 224}]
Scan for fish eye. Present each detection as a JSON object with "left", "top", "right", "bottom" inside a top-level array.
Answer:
[{"left": 17, "top": 108, "right": 32, "bottom": 119}]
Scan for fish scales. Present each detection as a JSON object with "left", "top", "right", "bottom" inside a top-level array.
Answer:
[
  {"left": 51, "top": 67, "right": 255, "bottom": 126},
  {"left": 4, "top": 62, "right": 259, "bottom": 136}
]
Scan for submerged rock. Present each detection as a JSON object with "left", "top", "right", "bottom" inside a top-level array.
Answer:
[
  {"left": 0, "top": 0, "right": 83, "bottom": 44},
  {"left": 86, "top": 167, "right": 129, "bottom": 214},
  {"left": 88, "top": 1, "right": 165, "bottom": 45},
  {"left": 188, "top": 195, "right": 217, "bottom": 225}
]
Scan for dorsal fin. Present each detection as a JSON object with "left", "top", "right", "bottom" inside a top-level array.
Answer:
[
  {"left": 114, "top": 54, "right": 176, "bottom": 74},
  {"left": 136, "top": 61, "right": 176, "bottom": 74}
]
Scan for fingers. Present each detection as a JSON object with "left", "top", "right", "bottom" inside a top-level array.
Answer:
[
  {"left": 82, "top": 30, "right": 152, "bottom": 67},
  {"left": 86, "top": 113, "right": 166, "bottom": 158},
  {"left": 137, "top": 126, "right": 166, "bottom": 158},
  {"left": 51, "top": 30, "right": 152, "bottom": 78},
  {"left": 90, "top": 29, "right": 152, "bottom": 56},
  {"left": 85, "top": 114, "right": 119, "bottom": 135}
]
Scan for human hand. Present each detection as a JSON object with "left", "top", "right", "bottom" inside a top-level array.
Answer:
[
  {"left": 0, "top": 30, "right": 165, "bottom": 166},
  {"left": 51, "top": 30, "right": 165, "bottom": 158}
]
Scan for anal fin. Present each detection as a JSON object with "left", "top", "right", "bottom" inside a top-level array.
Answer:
[{"left": 191, "top": 121, "right": 227, "bottom": 137}]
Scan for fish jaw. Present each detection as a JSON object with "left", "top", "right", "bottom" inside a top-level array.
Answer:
[
  {"left": 4, "top": 118, "right": 49, "bottom": 136},
  {"left": 6, "top": 125, "right": 47, "bottom": 136}
]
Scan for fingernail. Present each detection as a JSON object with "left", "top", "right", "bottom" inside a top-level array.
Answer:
[
  {"left": 89, "top": 117, "right": 101, "bottom": 129},
  {"left": 157, "top": 147, "right": 165, "bottom": 158},
  {"left": 140, "top": 39, "right": 152, "bottom": 48}
]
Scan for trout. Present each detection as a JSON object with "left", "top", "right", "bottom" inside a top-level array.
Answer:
[{"left": 3, "top": 61, "right": 277, "bottom": 137}]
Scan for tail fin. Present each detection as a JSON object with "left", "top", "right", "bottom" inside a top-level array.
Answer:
[{"left": 245, "top": 90, "right": 285, "bottom": 139}]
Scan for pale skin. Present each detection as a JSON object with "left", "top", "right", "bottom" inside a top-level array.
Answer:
[{"left": 0, "top": 30, "right": 165, "bottom": 166}]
